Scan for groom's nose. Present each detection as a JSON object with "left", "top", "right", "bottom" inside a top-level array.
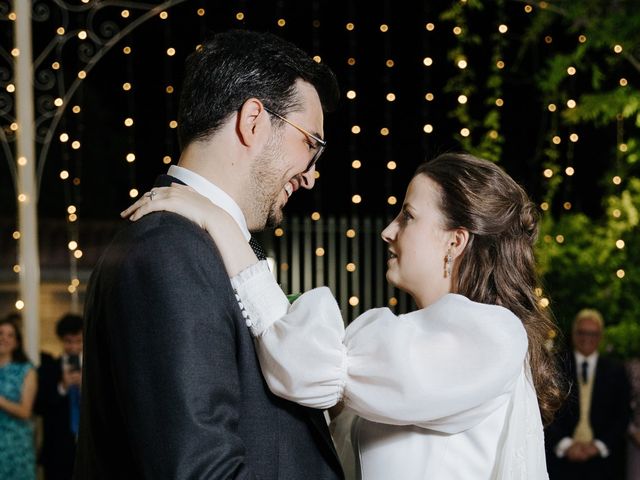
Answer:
[{"left": 299, "top": 166, "right": 316, "bottom": 190}]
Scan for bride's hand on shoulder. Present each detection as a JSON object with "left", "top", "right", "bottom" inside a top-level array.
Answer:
[
  {"left": 121, "top": 183, "right": 257, "bottom": 276},
  {"left": 121, "top": 183, "right": 231, "bottom": 228}
]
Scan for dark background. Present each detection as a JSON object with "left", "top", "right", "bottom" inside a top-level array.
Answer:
[{"left": 0, "top": 0, "right": 614, "bottom": 227}]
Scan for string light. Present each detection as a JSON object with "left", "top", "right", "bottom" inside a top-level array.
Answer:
[
  {"left": 565, "top": 167, "right": 575, "bottom": 176},
  {"left": 352, "top": 194, "right": 362, "bottom": 204},
  {"left": 352, "top": 160, "right": 361, "bottom": 169},
  {"left": 351, "top": 125, "right": 361, "bottom": 134},
  {"left": 274, "top": 228, "right": 284, "bottom": 237},
  {"left": 346, "top": 229, "right": 356, "bottom": 238},
  {"left": 387, "top": 161, "right": 396, "bottom": 170},
  {"left": 316, "top": 248, "right": 325, "bottom": 256},
  {"left": 423, "top": 124, "right": 434, "bottom": 133},
  {"left": 349, "top": 296, "right": 359, "bottom": 306}
]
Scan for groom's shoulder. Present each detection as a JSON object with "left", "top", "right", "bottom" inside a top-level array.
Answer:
[{"left": 102, "top": 212, "right": 220, "bottom": 265}]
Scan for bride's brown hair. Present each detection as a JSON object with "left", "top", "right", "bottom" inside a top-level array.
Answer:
[{"left": 416, "top": 153, "right": 564, "bottom": 425}]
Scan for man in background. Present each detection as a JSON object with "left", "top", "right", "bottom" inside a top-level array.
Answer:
[
  {"left": 35, "top": 313, "right": 83, "bottom": 480},
  {"left": 546, "top": 308, "right": 630, "bottom": 479}
]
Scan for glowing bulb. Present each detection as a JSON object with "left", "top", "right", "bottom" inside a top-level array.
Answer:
[
  {"left": 458, "top": 94, "right": 468, "bottom": 104},
  {"left": 346, "top": 90, "right": 356, "bottom": 99},
  {"left": 275, "top": 228, "right": 284, "bottom": 237},
  {"left": 423, "top": 124, "right": 434, "bottom": 133},
  {"left": 316, "top": 248, "right": 325, "bottom": 256},
  {"left": 346, "top": 229, "right": 356, "bottom": 238},
  {"left": 387, "top": 161, "right": 397, "bottom": 170},
  {"left": 567, "top": 66, "right": 576, "bottom": 75},
  {"left": 616, "top": 240, "right": 625, "bottom": 249},
  {"left": 543, "top": 169, "right": 553, "bottom": 178},
  {"left": 349, "top": 296, "right": 359, "bottom": 306},
  {"left": 567, "top": 99, "right": 577, "bottom": 108},
  {"left": 423, "top": 57, "right": 433, "bottom": 66},
  {"left": 352, "top": 195, "right": 362, "bottom": 204},
  {"left": 565, "top": 167, "right": 575, "bottom": 176},
  {"left": 352, "top": 160, "right": 361, "bottom": 169},
  {"left": 351, "top": 125, "right": 361, "bottom": 134},
  {"left": 498, "top": 24, "right": 508, "bottom": 34}
]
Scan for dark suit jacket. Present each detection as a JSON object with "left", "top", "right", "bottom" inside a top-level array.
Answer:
[
  {"left": 545, "top": 352, "right": 630, "bottom": 479},
  {"left": 74, "top": 176, "right": 343, "bottom": 480},
  {"left": 35, "top": 353, "right": 77, "bottom": 477}
]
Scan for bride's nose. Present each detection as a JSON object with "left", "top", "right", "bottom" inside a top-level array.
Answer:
[{"left": 381, "top": 220, "right": 398, "bottom": 244}]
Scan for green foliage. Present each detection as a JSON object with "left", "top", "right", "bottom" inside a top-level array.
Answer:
[{"left": 536, "top": 178, "right": 640, "bottom": 356}]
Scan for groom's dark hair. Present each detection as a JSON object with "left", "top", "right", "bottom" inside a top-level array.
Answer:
[{"left": 177, "top": 29, "right": 339, "bottom": 148}]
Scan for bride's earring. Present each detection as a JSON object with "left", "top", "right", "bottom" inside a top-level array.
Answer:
[{"left": 444, "top": 246, "right": 453, "bottom": 278}]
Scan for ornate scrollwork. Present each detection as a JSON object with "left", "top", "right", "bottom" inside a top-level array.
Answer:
[
  {"left": 34, "top": 69, "right": 56, "bottom": 91},
  {"left": 0, "top": 91, "right": 13, "bottom": 117},
  {"left": 77, "top": 42, "right": 96, "bottom": 63},
  {"left": 33, "top": 2, "right": 52, "bottom": 22}
]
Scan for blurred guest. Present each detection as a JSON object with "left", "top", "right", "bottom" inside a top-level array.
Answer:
[
  {"left": 626, "top": 354, "right": 640, "bottom": 479},
  {"left": 546, "top": 308, "right": 630, "bottom": 479},
  {"left": 0, "top": 314, "right": 37, "bottom": 480},
  {"left": 35, "top": 314, "right": 83, "bottom": 480}
]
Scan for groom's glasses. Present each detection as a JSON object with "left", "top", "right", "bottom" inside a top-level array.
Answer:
[{"left": 264, "top": 107, "right": 326, "bottom": 173}]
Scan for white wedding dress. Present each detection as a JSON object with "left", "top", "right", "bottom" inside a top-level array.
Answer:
[{"left": 231, "top": 261, "right": 549, "bottom": 479}]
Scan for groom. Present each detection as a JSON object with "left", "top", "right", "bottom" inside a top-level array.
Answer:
[{"left": 74, "top": 30, "right": 342, "bottom": 479}]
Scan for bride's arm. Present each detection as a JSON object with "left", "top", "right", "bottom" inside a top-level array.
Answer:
[{"left": 121, "top": 184, "right": 257, "bottom": 276}]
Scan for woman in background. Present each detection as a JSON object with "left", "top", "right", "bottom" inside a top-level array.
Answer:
[
  {"left": 0, "top": 315, "right": 37, "bottom": 480},
  {"left": 125, "top": 153, "right": 564, "bottom": 479}
]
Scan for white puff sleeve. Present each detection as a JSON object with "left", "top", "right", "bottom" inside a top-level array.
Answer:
[{"left": 231, "top": 261, "right": 528, "bottom": 434}]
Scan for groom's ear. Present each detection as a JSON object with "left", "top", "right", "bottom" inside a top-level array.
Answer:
[{"left": 236, "top": 98, "right": 270, "bottom": 149}]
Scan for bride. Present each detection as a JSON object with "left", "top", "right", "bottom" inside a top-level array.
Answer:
[{"left": 123, "top": 153, "right": 563, "bottom": 479}]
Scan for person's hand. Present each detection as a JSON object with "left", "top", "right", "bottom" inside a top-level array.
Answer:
[
  {"left": 122, "top": 184, "right": 257, "bottom": 277},
  {"left": 62, "top": 369, "right": 82, "bottom": 390},
  {"left": 121, "top": 184, "right": 230, "bottom": 232},
  {"left": 565, "top": 442, "right": 589, "bottom": 462},
  {"left": 582, "top": 442, "right": 600, "bottom": 459}
]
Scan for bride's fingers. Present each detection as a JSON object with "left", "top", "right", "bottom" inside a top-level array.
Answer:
[{"left": 121, "top": 187, "right": 166, "bottom": 219}]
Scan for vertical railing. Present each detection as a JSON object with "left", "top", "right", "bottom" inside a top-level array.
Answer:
[{"left": 269, "top": 214, "right": 412, "bottom": 324}]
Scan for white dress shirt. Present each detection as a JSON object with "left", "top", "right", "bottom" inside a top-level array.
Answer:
[
  {"left": 231, "top": 261, "right": 549, "bottom": 479},
  {"left": 167, "top": 165, "right": 251, "bottom": 242}
]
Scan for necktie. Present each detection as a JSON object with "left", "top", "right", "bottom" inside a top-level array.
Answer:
[
  {"left": 581, "top": 360, "right": 589, "bottom": 383},
  {"left": 249, "top": 236, "right": 267, "bottom": 261},
  {"left": 69, "top": 385, "right": 80, "bottom": 437}
]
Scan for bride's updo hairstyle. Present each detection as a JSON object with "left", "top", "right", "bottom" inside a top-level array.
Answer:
[{"left": 415, "top": 153, "right": 563, "bottom": 426}]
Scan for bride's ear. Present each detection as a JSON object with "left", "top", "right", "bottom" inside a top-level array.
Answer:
[
  {"left": 450, "top": 228, "right": 469, "bottom": 259},
  {"left": 236, "top": 98, "right": 270, "bottom": 148}
]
